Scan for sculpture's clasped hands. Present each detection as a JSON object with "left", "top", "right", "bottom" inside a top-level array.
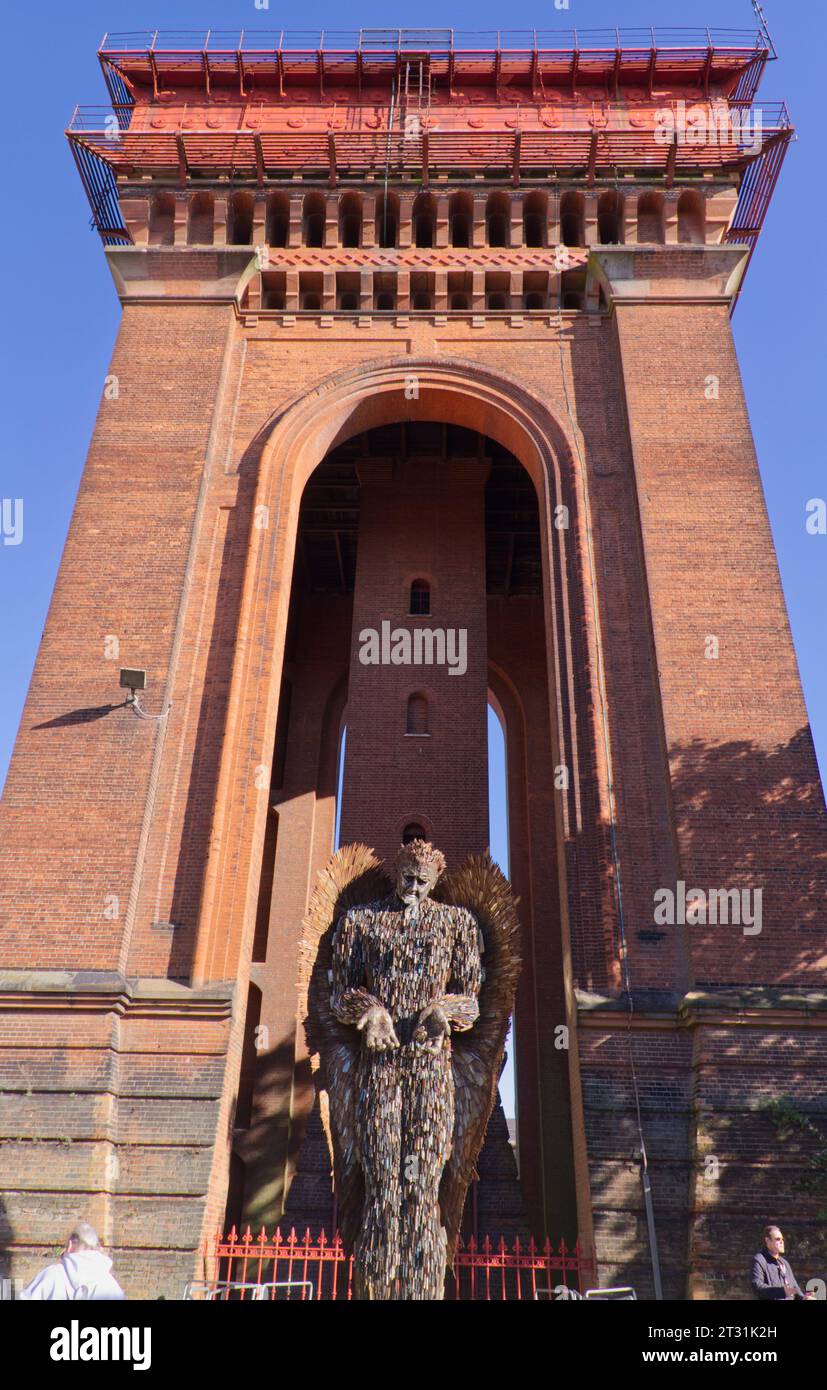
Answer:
[
  {"left": 357, "top": 1003, "right": 400, "bottom": 1052},
  {"left": 413, "top": 1001, "right": 451, "bottom": 1055}
]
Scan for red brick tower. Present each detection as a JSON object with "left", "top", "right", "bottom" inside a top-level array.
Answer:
[{"left": 1, "top": 26, "right": 824, "bottom": 1300}]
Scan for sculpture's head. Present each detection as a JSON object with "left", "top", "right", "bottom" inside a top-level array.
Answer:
[{"left": 394, "top": 838, "right": 446, "bottom": 907}]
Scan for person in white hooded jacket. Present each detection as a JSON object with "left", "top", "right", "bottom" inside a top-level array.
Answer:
[{"left": 20, "top": 1220, "right": 125, "bottom": 1300}]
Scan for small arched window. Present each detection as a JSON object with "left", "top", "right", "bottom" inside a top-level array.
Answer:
[
  {"left": 228, "top": 192, "right": 254, "bottom": 245},
  {"left": 302, "top": 193, "right": 326, "bottom": 247},
  {"left": 450, "top": 212, "right": 470, "bottom": 247},
  {"left": 560, "top": 192, "right": 584, "bottom": 248},
  {"left": 406, "top": 695, "right": 429, "bottom": 736},
  {"left": 410, "top": 580, "right": 430, "bottom": 615},
  {"left": 266, "top": 192, "right": 289, "bottom": 248},
  {"left": 339, "top": 193, "right": 362, "bottom": 248},
  {"left": 597, "top": 190, "right": 624, "bottom": 245},
  {"left": 188, "top": 192, "right": 214, "bottom": 246},
  {"left": 523, "top": 191, "right": 547, "bottom": 248},
  {"left": 413, "top": 192, "right": 436, "bottom": 248},
  {"left": 449, "top": 192, "right": 473, "bottom": 248},
  {"left": 637, "top": 192, "right": 665, "bottom": 244},
  {"left": 677, "top": 190, "right": 705, "bottom": 245},
  {"left": 376, "top": 191, "right": 399, "bottom": 248},
  {"left": 149, "top": 193, "right": 175, "bottom": 246},
  {"left": 402, "top": 821, "right": 428, "bottom": 843},
  {"left": 486, "top": 192, "right": 510, "bottom": 247}
]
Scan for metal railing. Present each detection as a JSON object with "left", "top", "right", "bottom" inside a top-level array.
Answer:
[
  {"left": 209, "top": 1226, "right": 595, "bottom": 1301},
  {"left": 67, "top": 100, "right": 794, "bottom": 137},
  {"left": 99, "top": 28, "right": 768, "bottom": 56},
  {"left": 184, "top": 1279, "right": 314, "bottom": 1301}
]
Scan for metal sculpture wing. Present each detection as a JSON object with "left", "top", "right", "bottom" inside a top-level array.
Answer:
[
  {"left": 298, "top": 845, "right": 521, "bottom": 1262},
  {"left": 433, "top": 851, "right": 522, "bottom": 1261}
]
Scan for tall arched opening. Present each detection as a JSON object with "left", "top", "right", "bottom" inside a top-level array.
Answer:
[{"left": 194, "top": 360, "right": 607, "bottom": 1263}]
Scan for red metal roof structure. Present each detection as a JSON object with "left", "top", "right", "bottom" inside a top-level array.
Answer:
[{"left": 67, "top": 26, "right": 793, "bottom": 293}]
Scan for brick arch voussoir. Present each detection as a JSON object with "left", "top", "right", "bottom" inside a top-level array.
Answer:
[{"left": 257, "top": 355, "right": 583, "bottom": 517}]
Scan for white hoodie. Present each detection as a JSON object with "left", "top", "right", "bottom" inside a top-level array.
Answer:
[{"left": 20, "top": 1249, "right": 126, "bottom": 1301}]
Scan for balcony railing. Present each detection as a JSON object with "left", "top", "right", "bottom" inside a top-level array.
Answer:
[
  {"left": 66, "top": 101, "right": 793, "bottom": 182},
  {"left": 99, "top": 28, "right": 769, "bottom": 56}
]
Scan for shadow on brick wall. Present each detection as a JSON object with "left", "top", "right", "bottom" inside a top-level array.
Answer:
[{"left": 668, "top": 726, "right": 826, "bottom": 981}]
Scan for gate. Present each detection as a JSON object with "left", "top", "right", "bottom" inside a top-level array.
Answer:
[{"left": 203, "top": 1227, "right": 595, "bottom": 1300}]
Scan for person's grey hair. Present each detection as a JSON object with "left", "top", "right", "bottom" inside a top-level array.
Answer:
[{"left": 69, "top": 1221, "right": 100, "bottom": 1251}]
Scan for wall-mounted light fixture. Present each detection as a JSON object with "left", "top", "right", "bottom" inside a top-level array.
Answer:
[
  {"left": 119, "top": 667, "right": 171, "bottom": 722},
  {"left": 119, "top": 668, "right": 147, "bottom": 702}
]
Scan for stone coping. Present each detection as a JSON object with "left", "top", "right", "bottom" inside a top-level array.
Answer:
[
  {"left": 0, "top": 969, "right": 235, "bottom": 1018},
  {"left": 576, "top": 985, "right": 827, "bottom": 1020}
]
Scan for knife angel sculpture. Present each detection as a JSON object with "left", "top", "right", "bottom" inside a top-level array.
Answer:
[{"left": 298, "top": 838, "right": 521, "bottom": 1299}]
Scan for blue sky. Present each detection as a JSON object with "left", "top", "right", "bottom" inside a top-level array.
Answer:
[{"left": 1, "top": 0, "right": 824, "bottom": 815}]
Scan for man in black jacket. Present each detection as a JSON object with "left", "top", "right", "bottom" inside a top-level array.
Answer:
[{"left": 751, "top": 1226, "right": 814, "bottom": 1300}]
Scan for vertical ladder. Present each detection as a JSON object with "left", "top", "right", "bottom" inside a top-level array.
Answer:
[{"left": 401, "top": 54, "right": 432, "bottom": 137}]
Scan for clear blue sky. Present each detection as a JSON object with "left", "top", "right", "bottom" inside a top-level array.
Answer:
[{"left": 1, "top": 0, "right": 824, "bottom": 813}]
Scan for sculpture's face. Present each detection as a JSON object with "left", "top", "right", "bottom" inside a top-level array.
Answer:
[{"left": 396, "top": 862, "right": 438, "bottom": 907}]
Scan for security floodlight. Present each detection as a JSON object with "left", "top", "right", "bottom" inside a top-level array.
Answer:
[
  {"left": 118, "top": 667, "right": 170, "bottom": 722},
  {"left": 119, "top": 668, "right": 147, "bottom": 697}
]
